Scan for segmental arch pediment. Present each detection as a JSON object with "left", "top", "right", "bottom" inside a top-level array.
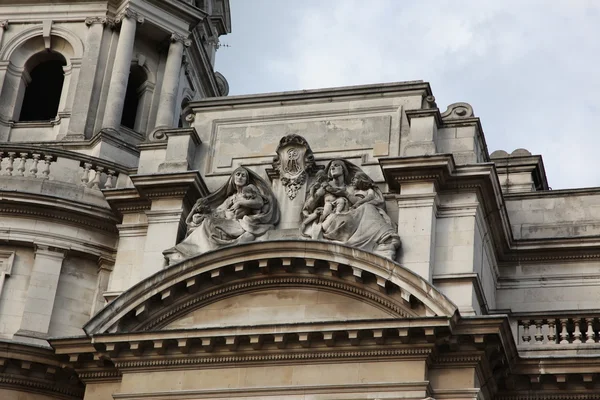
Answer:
[{"left": 85, "top": 241, "right": 458, "bottom": 335}]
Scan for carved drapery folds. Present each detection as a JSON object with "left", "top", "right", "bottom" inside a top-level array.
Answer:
[
  {"left": 272, "top": 134, "right": 317, "bottom": 200},
  {"left": 163, "top": 167, "right": 279, "bottom": 264},
  {"left": 162, "top": 134, "right": 401, "bottom": 263},
  {"left": 301, "top": 158, "right": 401, "bottom": 260}
]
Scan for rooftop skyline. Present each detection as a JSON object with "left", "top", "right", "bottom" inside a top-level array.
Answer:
[{"left": 215, "top": 0, "right": 600, "bottom": 190}]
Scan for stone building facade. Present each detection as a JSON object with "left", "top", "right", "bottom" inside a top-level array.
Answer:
[{"left": 0, "top": 1, "right": 598, "bottom": 400}]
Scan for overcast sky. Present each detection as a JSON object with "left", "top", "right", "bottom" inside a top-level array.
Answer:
[{"left": 215, "top": 0, "right": 600, "bottom": 190}]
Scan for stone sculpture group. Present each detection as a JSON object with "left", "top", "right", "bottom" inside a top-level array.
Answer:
[{"left": 163, "top": 135, "right": 401, "bottom": 263}]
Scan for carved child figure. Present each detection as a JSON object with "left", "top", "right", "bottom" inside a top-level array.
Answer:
[{"left": 349, "top": 172, "right": 379, "bottom": 209}]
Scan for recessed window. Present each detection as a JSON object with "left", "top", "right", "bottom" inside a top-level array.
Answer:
[
  {"left": 121, "top": 65, "right": 149, "bottom": 130},
  {"left": 19, "top": 52, "right": 67, "bottom": 122}
]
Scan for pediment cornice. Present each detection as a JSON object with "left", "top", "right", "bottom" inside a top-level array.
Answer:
[{"left": 84, "top": 241, "right": 459, "bottom": 336}]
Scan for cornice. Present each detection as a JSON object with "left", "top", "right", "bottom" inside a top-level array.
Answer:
[
  {"left": 0, "top": 340, "right": 84, "bottom": 399},
  {"left": 380, "top": 154, "right": 600, "bottom": 263},
  {"left": 0, "top": 374, "right": 84, "bottom": 399},
  {"left": 0, "top": 190, "right": 118, "bottom": 232},
  {"left": 113, "top": 348, "right": 434, "bottom": 371},
  {"left": 83, "top": 241, "right": 458, "bottom": 335},
  {"left": 112, "top": 382, "right": 429, "bottom": 400},
  {"left": 189, "top": 81, "right": 431, "bottom": 111},
  {"left": 405, "top": 108, "right": 443, "bottom": 127}
]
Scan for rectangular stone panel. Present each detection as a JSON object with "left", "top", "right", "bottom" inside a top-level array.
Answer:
[{"left": 207, "top": 114, "right": 393, "bottom": 175}]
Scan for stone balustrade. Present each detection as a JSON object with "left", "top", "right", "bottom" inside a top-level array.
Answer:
[
  {"left": 516, "top": 316, "right": 600, "bottom": 346},
  {"left": 0, "top": 145, "right": 131, "bottom": 190}
]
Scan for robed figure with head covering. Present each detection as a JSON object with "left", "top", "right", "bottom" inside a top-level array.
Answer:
[
  {"left": 164, "top": 167, "right": 279, "bottom": 264},
  {"left": 301, "top": 159, "right": 400, "bottom": 260}
]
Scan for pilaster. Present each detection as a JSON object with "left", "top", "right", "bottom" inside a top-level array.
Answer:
[
  {"left": 90, "top": 257, "right": 114, "bottom": 316},
  {"left": 0, "top": 20, "right": 7, "bottom": 53},
  {"left": 396, "top": 182, "right": 438, "bottom": 281},
  {"left": 14, "top": 245, "right": 66, "bottom": 346},
  {"left": 64, "top": 17, "right": 107, "bottom": 140}
]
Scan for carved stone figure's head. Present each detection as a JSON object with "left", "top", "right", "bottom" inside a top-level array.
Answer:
[
  {"left": 328, "top": 160, "right": 348, "bottom": 180},
  {"left": 351, "top": 172, "right": 373, "bottom": 190},
  {"left": 233, "top": 168, "right": 249, "bottom": 187}
]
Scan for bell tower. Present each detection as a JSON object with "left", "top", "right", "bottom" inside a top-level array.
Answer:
[{"left": 0, "top": 0, "right": 230, "bottom": 160}]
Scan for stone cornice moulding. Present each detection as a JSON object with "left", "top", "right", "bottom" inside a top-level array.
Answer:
[
  {"left": 0, "top": 3, "right": 107, "bottom": 23},
  {"left": 111, "top": 382, "right": 430, "bottom": 400},
  {"left": 84, "top": 241, "right": 459, "bottom": 335},
  {"left": 116, "top": 0, "right": 202, "bottom": 38},
  {"left": 0, "top": 340, "right": 84, "bottom": 399},
  {"left": 380, "top": 155, "right": 600, "bottom": 262},
  {"left": 189, "top": 81, "right": 432, "bottom": 111},
  {"left": 129, "top": 170, "right": 209, "bottom": 200}
]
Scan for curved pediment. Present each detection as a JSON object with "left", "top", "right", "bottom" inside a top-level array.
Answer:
[
  {"left": 165, "top": 288, "right": 397, "bottom": 329},
  {"left": 85, "top": 241, "right": 457, "bottom": 335}
]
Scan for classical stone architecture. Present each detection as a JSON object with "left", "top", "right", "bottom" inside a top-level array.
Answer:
[{"left": 0, "top": 1, "right": 599, "bottom": 400}]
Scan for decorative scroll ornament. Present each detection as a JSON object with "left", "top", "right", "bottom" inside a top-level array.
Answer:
[
  {"left": 115, "top": 8, "right": 145, "bottom": 24},
  {"left": 0, "top": 20, "right": 8, "bottom": 30},
  {"left": 272, "top": 134, "right": 317, "bottom": 200},
  {"left": 84, "top": 17, "right": 108, "bottom": 26},
  {"left": 171, "top": 33, "right": 192, "bottom": 47},
  {"left": 440, "top": 102, "right": 474, "bottom": 119}
]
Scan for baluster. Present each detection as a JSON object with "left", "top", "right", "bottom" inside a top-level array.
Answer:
[
  {"left": 16, "top": 153, "right": 27, "bottom": 176},
  {"left": 5, "top": 152, "right": 15, "bottom": 176},
  {"left": 585, "top": 318, "right": 596, "bottom": 343},
  {"left": 104, "top": 169, "right": 115, "bottom": 189},
  {"left": 547, "top": 319, "right": 557, "bottom": 344},
  {"left": 41, "top": 156, "right": 52, "bottom": 179},
  {"left": 29, "top": 153, "right": 40, "bottom": 177},
  {"left": 0, "top": 152, "right": 3, "bottom": 175},
  {"left": 534, "top": 320, "right": 544, "bottom": 344},
  {"left": 81, "top": 162, "right": 92, "bottom": 186},
  {"left": 573, "top": 319, "right": 582, "bottom": 344},
  {"left": 90, "top": 166, "right": 103, "bottom": 189},
  {"left": 521, "top": 320, "right": 532, "bottom": 344},
  {"left": 559, "top": 319, "right": 570, "bottom": 344}
]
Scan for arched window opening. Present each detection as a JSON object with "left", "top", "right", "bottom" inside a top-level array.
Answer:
[
  {"left": 19, "top": 51, "right": 67, "bottom": 122},
  {"left": 121, "top": 65, "right": 148, "bottom": 131}
]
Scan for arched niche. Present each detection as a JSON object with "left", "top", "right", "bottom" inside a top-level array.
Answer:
[
  {"left": 0, "top": 26, "right": 83, "bottom": 129},
  {"left": 85, "top": 241, "right": 458, "bottom": 335}
]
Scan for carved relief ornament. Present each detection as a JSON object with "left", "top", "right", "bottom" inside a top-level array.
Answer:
[
  {"left": 272, "top": 134, "right": 317, "bottom": 200},
  {"left": 115, "top": 8, "right": 145, "bottom": 24},
  {"left": 171, "top": 33, "right": 192, "bottom": 47}
]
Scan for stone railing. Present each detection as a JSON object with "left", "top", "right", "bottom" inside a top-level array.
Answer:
[
  {"left": 516, "top": 315, "right": 600, "bottom": 346},
  {"left": 0, "top": 145, "right": 133, "bottom": 190}
]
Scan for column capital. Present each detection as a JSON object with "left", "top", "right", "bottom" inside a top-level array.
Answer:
[
  {"left": 171, "top": 33, "right": 191, "bottom": 47},
  {"left": 116, "top": 8, "right": 145, "bottom": 24},
  {"left": 0, "top": 20, "right": 8, "bottom": 30},
  {"left": 85, "top": 16, "right": 107, "bottom": 26}
]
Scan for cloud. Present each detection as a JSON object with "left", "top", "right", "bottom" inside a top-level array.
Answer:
[{"left": 217, "top": 0, "right": 600, "bottom": 189}]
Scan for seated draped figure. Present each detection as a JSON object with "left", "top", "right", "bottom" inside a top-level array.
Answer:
[
  {"left": 301, "top": 159, "right": 401, "bottom": 260},
  {"left": 163, "top": 167, "right": 279, "bottom": 264}
]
